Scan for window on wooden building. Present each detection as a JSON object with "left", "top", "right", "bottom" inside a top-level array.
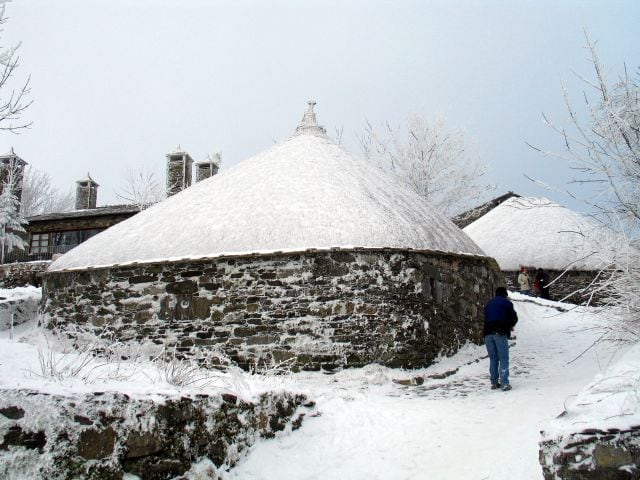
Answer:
[{"left": 30, "top": 233, "right": 50, "bottom": 254}]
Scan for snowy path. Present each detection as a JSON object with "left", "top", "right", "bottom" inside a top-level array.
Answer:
[{"left": 226, "top": 296, "right": 622, "bottom": 480}]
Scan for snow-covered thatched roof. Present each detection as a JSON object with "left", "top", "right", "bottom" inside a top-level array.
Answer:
[
  {"left": 463, "top": 196, "right": 625, "bottom": 271},
  {"left": 49, "top": 102, "right": 484, "bottom": 271}
]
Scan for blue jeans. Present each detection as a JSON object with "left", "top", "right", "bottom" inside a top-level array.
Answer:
[{"left": 485, "top": 334, "right": 509, "bottom": 386}]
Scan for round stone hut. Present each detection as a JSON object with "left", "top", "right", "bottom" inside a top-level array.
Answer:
[
  {"left": 463, "top": 196, "right": 627, "bottom": 303},
  {"left": 41, "top": 102, "right": 502, "bottom": 371}
]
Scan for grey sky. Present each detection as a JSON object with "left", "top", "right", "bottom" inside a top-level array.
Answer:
[{"left": 1, "top": 0, "right": 638, "bottom": 212}]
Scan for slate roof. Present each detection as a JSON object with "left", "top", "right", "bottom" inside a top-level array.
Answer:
[{"left": 27, "top": 204, "right": 141, "bottom": 223}]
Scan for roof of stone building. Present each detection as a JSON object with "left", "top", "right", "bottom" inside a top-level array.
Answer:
[
  {"left": 196, "top": 153, "right": 221, "bottom": 167},
  {"left": 451, "top": 191, "right": 520, "bottom": 229},
  {"left": 167, "top": 145, "right": 192, "bottom": 159},
  {"left": 0, "top": 147, "right": 27, "bottom": 165},
  {"left": 76, "top": 172, "right": 99, "bottom": 186},
  {"left": 49, "top": 102, "right": 485, "bottom": 271},
  {"left": 27, "top": 204, "right": 141, "bottom": 223},
  {"left": 463, "top": 196, "right": 626, "bottom": 271}
]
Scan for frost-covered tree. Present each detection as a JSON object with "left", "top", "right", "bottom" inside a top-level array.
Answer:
[
  {"left": 360, "top": 114, "right": 494, "bottom": 217},
  {"left": 533, "top": 34, "right": 640, "bottom": 332},
  {"left": 115, "top": 168, "right": 165, "bottom": 209},
  {"left": 0, "top": 0, "right": 31, "bottom": 133},
  {"left": 0, "top": 156, "right": 26, "bottom": 262},
  {"left": 0, "top": 1, "right": 30, "bottom": 262},
  {"left": 20, "top": 166, "right": 74, "bottom": 216}
]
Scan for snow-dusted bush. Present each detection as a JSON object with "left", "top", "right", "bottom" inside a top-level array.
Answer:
[
  {"left": 31, "top": 328, "right": 136, "bottom": 383},
  {"left": 0, "top": 156, "right": 27, "bottom": 262},
  {"left": 153, "top": 347, "right": 221, "bottom": 388}
]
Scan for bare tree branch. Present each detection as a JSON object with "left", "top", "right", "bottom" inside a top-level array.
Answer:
[
  {"left": 115, "top": 168, "right": 165, "bottom": 209},
  {"left": 0, "top": 2, "right": 32, "bottom": 133},
  {"left": 531, "top": 32, "right": 640, "bottom": 339},
  {"left": 21, "top": 166, "right": 74, "bottom": 216}
]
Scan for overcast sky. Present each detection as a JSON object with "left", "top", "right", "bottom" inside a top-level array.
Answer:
[{"left": 1, "top": 0, "right": 638, "bottom": 212}]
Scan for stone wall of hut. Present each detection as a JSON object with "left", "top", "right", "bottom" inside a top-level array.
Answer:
[
  {"left": 503, "top": 269, "right": 602, "bottom": 305},
  {"left": 40, "top": 248, "right": 503, "bottom": 371}
]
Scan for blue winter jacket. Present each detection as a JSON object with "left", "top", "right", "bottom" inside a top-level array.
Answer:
[{"left": 483, "top": 295, "right": 518, "bottom": 336}]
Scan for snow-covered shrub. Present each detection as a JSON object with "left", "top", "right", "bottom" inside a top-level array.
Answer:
[
  {"left": 590, "top": 244, "right": 640, "bottom": 342},
  {"left": 180, "top": 458, "right": 220, "bottom": 479},
  {"left": 249, "top": 356, "right": 297, "bottom": 376},
  {"left": 33, "top": 333, "right": 135, "bottom": 383},
  {"left": 153, "top": 347, "right": 223, "bottom": 389},
  {"left": 29, "top": 325, "right": 139, "bottom": 383},
  {"left": 152, "top": 345, "right": 235, "bottom": 391}
]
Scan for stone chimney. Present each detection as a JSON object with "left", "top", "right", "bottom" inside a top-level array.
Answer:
[
  {"left": 294, "top": 100, "right": 327, "bottom": 137},
  {"left": 75, "top": 173, "right": 99, "bottom": 210},
  {"left": 195, "top": 153, "right": 221, "bottom": 183},
  {"left": 166, "top": 146, "right": 193, "bottom": 197},
  {"left": 0, "top": 147, "right": 27, "bottom": 206}
]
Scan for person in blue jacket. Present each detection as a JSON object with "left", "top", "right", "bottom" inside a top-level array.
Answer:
[{"left": 483, "top": 287, "right": 518, "bottom": 391}]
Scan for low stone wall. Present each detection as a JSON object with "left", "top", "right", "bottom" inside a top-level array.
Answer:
[
  {"left": 0, "top": 261, "right": 49, "bottom": 288},
  {"left": 0, "top": 287, "right": 41, "bottom": 330},
  {"left": 0, "top": 389, "right": 310, "bottom": 480},
  {"left": 40, "top": 248, "right": 503, "bottom": 371},
  {"left": 504, "top": 269, "right": 600, "bottom": 305},
  {"left": 539, "top": 426, "right": 640, "bottom": 479}
]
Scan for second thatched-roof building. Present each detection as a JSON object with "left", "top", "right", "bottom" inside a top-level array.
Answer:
[{"left": 462, "top": 195, "right": 628, "bottom": 303}]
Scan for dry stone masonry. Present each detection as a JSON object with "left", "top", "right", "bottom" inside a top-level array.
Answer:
[
  {"left": 0, "top": 261, "right": 48, "bottom": 288},
  {"left": 165, "top": 149, "right": 193, "bottom": 197},
  {"left": 41, "top": 248, "right": 502, "bottom": 371},
  {"left": 540, "top": 425, "right": 640, "bottom": 479},
  {"left": 0, "top": 388, "right": 310, "bottom": 480},
  {"left": 0, "top": 289, "right": 40, "bottom": 330},
  {"left": 75, "top": 174, "right": 99, "bottom": 210}
]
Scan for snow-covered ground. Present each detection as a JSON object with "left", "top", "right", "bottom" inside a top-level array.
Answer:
[{"left": 1, "top": 290, "right": 638, "bottom": 479}]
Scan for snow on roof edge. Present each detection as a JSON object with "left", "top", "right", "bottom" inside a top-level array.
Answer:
[{"left": 46, "top": 245, "right": 495, "bottom": 273}]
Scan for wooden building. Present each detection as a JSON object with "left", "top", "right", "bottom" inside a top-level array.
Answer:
[
  {"left": 25, "top": 204, "right": 141, "bottom": 261},
  {"left": 0, "top": 145, "right": 222, "bottom": 264}
]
